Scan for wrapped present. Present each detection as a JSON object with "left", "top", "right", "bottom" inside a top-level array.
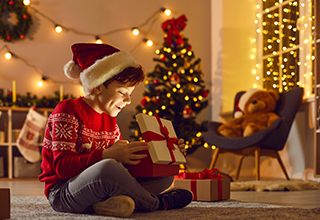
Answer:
[
  {"left": 126, "top": 113, "right": 186, "bottom": 177},
  {"left": 135, "top": 113, "right": 186, "bottom": 165},
  {"left": 0, "top": 188, "right": 10, "bottom": 219},
  {"left": 174, "top": 169, "right": 230, "bottom": 201}
]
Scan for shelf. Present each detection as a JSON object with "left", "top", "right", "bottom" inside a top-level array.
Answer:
[{"left": 0, "top": 107, "right": 52, "bottom": 179}]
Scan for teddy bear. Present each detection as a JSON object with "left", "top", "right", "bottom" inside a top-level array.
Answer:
[{"left": 218, "top": 89, "right": 280, "bottom": 138}]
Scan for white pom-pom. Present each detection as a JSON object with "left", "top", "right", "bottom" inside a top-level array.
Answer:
[
  {"left": 64, "top": 60, "right": 81, "bottom": 79},
  {"left": 234, "top": 111, "right": 243, "bottom": 118}
]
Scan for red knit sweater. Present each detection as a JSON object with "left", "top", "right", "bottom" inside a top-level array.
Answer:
[{"left": 38, "top": 97, "right": 122, "bottom": 198}]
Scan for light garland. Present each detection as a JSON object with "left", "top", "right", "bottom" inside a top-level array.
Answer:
[
  {"left": 254, "top": 0, "right": 315, "bottom": 96},
  {"left": 1, "top": 1, "right": 174, "bottom": 88},
  {"left": 28, "top": 4, "right": 171, "bottom": 46}
]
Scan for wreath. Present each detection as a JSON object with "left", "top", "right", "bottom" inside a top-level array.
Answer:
[{"left": 0, "top": 0, "right": 32, "bottom": 42}]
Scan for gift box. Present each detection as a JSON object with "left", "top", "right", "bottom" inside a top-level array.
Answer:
[
  {"left": 127, "top": 114, "right": 186, "bottom": 177},
  {"left": 0, "top": 188, "right": 10, "bottom": 219},
  {"left": 174, "top": 169, "right": 230, "bottom": 201},
  {"left": 135, "top": 113, "right": 186, "bottom": 165}
]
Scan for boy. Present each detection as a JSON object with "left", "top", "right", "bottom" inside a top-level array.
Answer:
[{"left": 39, "top": 43, "right": 193, "bottom": 218}]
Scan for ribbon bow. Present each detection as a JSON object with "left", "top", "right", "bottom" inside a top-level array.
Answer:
[
  {"left": 178, "top": 168, "right": 222, "bottom": 180},
  {"left": 162, "top": 14, "right": 187, "bottom": 46},
  {"left": 141, "top": 115, "right": 178, "bottom": 163},
  {"left": 178, "top": 168, "right": 223, "bottom": 201}
]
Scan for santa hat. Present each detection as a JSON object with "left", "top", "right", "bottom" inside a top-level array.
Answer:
[
  {"left": 64, "top": 43, "right": 139, "bottom": 94},
  {"left": 234, "top": 88, "right": 260, "bottom": 118}
]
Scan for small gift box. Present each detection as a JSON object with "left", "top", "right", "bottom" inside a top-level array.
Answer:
[
  {"left": 127, "top": 113, "right": 186, "bottom": 177},
  {"left": 174, "top": 169, "right": 230, "bottom": 201},
  {"left": 136, "top": 113, "right": 186, "bottom": 165}
]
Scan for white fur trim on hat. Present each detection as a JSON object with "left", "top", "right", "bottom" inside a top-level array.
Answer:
[
  {"left": 238, "top": 88, "right": 260, "bottom": 111},
  {"left": 64, "top": 61, "right": 82, "bottom": 79},
  {"left": 80, "top": 51, "right": 138, "bottom": 95}
]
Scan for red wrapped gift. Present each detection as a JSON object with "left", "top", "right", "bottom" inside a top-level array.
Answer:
[
  {"left": 174, "top": 169, "right": 230, "bottom": 201},
  {"left": 127, "top": 114, "right": 186, "bottom": 177}
]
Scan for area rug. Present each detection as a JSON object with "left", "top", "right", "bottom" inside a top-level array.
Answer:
[
  {"left": 10, "top": 196, "right": 320, "bottom": 220},
  {"left": 231, "top": 179, "right": 320, "bottom": 191}
]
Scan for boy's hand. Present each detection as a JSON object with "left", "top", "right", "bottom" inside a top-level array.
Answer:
[
  {"left": 178, "top": 138, "right": 186, "bottom": 156},
  {"left": 102, "top": 140, "right": 149, "bottom": 165}
]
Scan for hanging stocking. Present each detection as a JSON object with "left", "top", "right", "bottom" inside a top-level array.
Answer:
[{"left": 16, "top": 108, "right": 47, "bottom": 163}]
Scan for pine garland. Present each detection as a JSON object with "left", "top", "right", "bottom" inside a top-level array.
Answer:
[
  {"left": 0, "top": 90, "right": 76, "bottom": 108},
  {"left": 0, "top": 0, "right": 33, "bottom": 42}
]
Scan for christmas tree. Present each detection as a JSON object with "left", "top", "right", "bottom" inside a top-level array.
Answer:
[{"left": 129, "top": 14, "right": 209, "bottom": 154}]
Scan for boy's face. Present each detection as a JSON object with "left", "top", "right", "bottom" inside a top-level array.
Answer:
[{"left": 97, "top": 82, "right": 135, "bottom": 117}]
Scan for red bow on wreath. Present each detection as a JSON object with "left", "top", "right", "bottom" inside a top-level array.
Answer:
[{"left": 162, "top": 14, "right": 187, "bottom": 46}]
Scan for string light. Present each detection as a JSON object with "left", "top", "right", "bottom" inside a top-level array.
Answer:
[
  {"left": 143, "top": 38, "right": 153, "bottom": 47},
  {"left": 23, "top": 0, "right": 30, "bottom": 6},
  {"left": 1, "top": 5, "right": 176, "bottom": 88},
  {"left": 54, "top": 25, "right": 63, "bottom": 33},
  {"left": 255, "top": 0, "right": 315, "bottom": 94},
  {"left": 4, "top": 52, "right": 12, "bottom": 60},
  {"left": 132, "top": 28, "right": 140, "bottom": 36},
  {"left": 95, "top": 36, "right": 103, "bottom": 44},
  {"left": 27, "top": 4, "right": 172, "bottom": 47},
  {"left": 161, "top": 8, "right": 172, "bottom": 16},
  {"left": 38, "top": 77, "right": 48, "bottom": 87}
]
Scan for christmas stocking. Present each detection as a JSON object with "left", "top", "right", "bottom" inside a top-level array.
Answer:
[{"left": 16, "top": 108, "right": 47, "bottom": 163}]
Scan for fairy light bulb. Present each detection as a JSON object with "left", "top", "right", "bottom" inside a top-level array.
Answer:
[
  {"left": 4, "top": 52, "right": 12, "bottom": 60},
  {"left": 144, "top": 38, "right": 153, "bottom": 47},
  {"left": 132, "top": 28, "right": 139, "bottom": 36},
  {"left": 95, "top": 36, "right": 103, "bottom": 44},
  {"left": 38, "top": 77, "right": 47, "bottom": 87},
  {"left": 55, "top": 25, "right": 62, "bottom": 33},
  {"left": 23, "top": 0, "right": 30, "bottom": 6},
  {"left": 38, "top": 80, "right": 43, "bottom": 87},
  {"left": 161, "top": 8, "right": 171, "bottom": 16}
]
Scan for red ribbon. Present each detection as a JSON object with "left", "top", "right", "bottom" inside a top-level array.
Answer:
[
  {"left": 178, "top": 169, "right": 223, "bottom": 200},
  {"left": 162, "top": 15, "right": 187, "bottom": 46},
  {"left": 141, "top": 115, "right": 178, "bottom": 163}
]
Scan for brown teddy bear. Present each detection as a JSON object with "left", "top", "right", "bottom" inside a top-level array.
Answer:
[{"left": 218, "top": 89, "right": 280, "bottom": 137}]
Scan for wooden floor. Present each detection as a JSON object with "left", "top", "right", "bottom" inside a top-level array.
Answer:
[{"left": 1, "top": 179, "right": 320, "bottom": 209}]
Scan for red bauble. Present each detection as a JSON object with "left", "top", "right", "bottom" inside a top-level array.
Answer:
[
  {"left": 8, "top": 1, "right": 14, "bottom": 5},
  {"left": 23, "top": 14, "right": 28, "bottom": 19},
  {"left": 8, "top": 91, "right": 12, "bottom": 95},
  {"left": 155, "top": 98, "right": 161, "bottom": 104},
  {"left": 20, "top": 35, "right": 25, "bottom": 39},
  {"left": 202, "top": 90, "right": 209, "bottom": 98},
  {"left": 153, "top": 79, "right": 159, "bottom": 84},
  {"left": 6, "top": 36, "right": 11, "bottom": 41},
  {"left": 140, "top": 99, "right": 147, "bottom": 106}
]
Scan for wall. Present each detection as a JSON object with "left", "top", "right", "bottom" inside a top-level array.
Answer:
[
  {"left": 0, "top": 0, "right": 213, "bottom": 141},
  {"left": 221, "top": 0, "right": 257, "bottom": 112}
]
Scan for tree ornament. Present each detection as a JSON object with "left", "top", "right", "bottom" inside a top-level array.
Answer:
[
  {"left": 146, "top": 83, "right": 153, "bottom": 90},
  {"left": 170, "top": 74, "right": 179, "bottom": 85},
  {"left": 0, "top": 0, "right": 33, "bottom": 42},
  {"left": 140, "top": 98, "right": 147, "bottom": 106},
  {"left": 201, "top": 90, "right": 209, "bottom": 98},
  {"left": 183, "top": 107, "right": 194, "bottom": 118}
]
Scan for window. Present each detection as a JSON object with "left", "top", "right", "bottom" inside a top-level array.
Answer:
[{"left": 256, "top": 0, "right": 315, "bottom": 96}]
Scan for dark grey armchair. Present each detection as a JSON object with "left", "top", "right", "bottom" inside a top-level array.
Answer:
[{"left": 204, "top": 87, "right": 304, "bottom": 180}]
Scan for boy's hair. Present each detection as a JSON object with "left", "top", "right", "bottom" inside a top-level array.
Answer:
[{"left": 103, "top": 65, "right": 145, "bottom": 88}]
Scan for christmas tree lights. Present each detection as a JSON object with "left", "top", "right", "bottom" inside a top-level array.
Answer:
[{"left": 129, "top": 15, "right": 210, "bottom": 154}]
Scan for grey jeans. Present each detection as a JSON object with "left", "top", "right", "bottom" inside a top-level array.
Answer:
[{"left": 48, "top": 159, "right": 174, "bottom": 213}]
